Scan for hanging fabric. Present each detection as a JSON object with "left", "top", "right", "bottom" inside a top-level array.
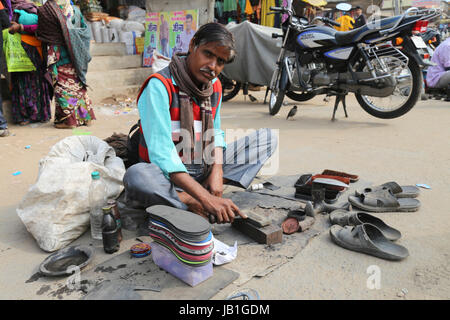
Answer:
[{"left": 260, "top": 0, "right": 275, "bottom": 27}]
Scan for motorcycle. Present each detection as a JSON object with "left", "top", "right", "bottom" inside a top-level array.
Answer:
[
  {"left": 218, "top": 74, "right": 260, "bottom": 103},
  {"left": 268, "top": 6, "right": 442, "bottom": 120}
]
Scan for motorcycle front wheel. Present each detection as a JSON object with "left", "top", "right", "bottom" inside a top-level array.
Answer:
[
  {"left": 355, "top": 54, "right": 422, "bottom": 119},
  {"left": 268, "top": 67, "right": 286, "bottom": 116},
  {"left": 218, "top": 74, "right": 241, "bottom": 102}
]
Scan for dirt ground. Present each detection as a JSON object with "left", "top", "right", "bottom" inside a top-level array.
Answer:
[{"left": 0, "top": 90, "right": 449, "bottom": 300}]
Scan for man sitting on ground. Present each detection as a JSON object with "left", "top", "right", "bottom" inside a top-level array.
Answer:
[
  {"left": 122, "top": 23, "right": 278, "bottom": 224},
  {"left": 426, "top": 37, "right": 450, "bottom": 96}
]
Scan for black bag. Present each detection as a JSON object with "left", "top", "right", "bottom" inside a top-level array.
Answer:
[{"left": 126, "top": 120, "right": 141, "bottom": 168}]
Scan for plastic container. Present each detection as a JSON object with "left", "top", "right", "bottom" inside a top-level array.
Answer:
[
  {"left": 89, "top": 171, "right": 107, "bottom": 240},
  {"left": 151, "top": 242, "right": 213, "bottom": 287}
]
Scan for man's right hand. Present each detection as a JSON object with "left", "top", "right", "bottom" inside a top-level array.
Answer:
[{"left": 200, "top": 194, "right": 247, "bottom": 224}]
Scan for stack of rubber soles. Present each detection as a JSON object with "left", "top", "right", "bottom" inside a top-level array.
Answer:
[{"left": 146, "top": 205, "right": 213, "bottom": 267}]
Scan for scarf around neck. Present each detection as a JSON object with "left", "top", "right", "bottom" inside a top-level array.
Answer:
[{"left": 168, "top": 53, "right": 215, "bottom": 169}]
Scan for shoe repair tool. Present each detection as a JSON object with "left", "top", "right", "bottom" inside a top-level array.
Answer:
[
  {"left": 133, "top": 286, "right": 162, "bottom": 293},
  {"left": 232, "top": 209, "right": 282, "bottom": 245},
  {"left": 253, "top": 178, "right": 349, "bottom": 218},
  {"left": 210, "top": 209, "right": 282, "bottom": 245},
  {"left": 304, "top": 178, "right": 350, "bottom": 216}
]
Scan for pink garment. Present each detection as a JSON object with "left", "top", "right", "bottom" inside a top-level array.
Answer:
[
  {"left": 23, "top": 24, "right": 37, "bottom": 34},
  {"left": 282, "top": 0, "right": 291, "bottom": 23}
]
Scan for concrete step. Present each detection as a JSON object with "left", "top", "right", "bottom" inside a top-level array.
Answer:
[
  {"left": 90, "top": 42, "right": 127, "bottom": 56},
  {"left": 86, "top": 67, "right": 152, "bottom": 88},
  {"left": 89, "top": 54, "right": 143, "bottom": 72}
]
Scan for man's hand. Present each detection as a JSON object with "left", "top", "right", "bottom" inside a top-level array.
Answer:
[
  {"left": 171, "top": 171, "right": 247, "bottom": 224},
  {"left": 201, "top": 193, "right": 247, "bottom": 224},
  {"left": 203, "top": 164, "right": 224, "bottom": 197},
  {"left": 9, "top": 21, "right": 22, "bottom": 34}
]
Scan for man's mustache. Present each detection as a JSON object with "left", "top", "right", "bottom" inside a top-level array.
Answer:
[{"left": 200, "top": 68, "right": 216, "bottom": 77}]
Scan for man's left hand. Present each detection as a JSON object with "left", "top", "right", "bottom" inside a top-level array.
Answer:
[{"left": 203, "top": 164, "right": 224, "bottom": 197}]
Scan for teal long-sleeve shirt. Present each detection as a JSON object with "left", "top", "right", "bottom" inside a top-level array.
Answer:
[{"left": 137, "top": 76, "right": 226, "bottom": 179}]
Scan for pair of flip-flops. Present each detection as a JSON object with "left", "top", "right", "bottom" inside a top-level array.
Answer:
[
  {"left": 329, "top": 209, "right": 409, "bottom": 261},
  {"left": 348, "top": 181, "right": 421, "bottom": 213}
]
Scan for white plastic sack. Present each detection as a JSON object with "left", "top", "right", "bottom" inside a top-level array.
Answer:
[
  {"left": 122, "top": 21, "right": 145, "bottom": 33},
  {"left": 101, "top": 26, "right": 110, "bottom": 43},
  {"left": 17, "top": 136, "right": 126, "bottom": 252},
  {"left": 127, "top": 6, "right": 146, "bottom": 21},
  {"left": 151, "top": 51, "right": 171, "bottom": 72},
  {"left": 108, "top": 18, "right": 124, "bottom": 31},
  {"left": 91, "top": 21, "right": 103, "bottom": 42}
]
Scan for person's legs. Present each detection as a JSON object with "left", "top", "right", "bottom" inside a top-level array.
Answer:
[
  {"left": 0, "top": 90, "right": 9, "bottom": 137},
  {"left": 436, "top": 71, "right": 450, "bottom": 88},
  {"left": 222, "top": 128, "right": 278, "bottom": 189},
  {"left": 123, "top": 162, "right": 188, "bottom": 210}
]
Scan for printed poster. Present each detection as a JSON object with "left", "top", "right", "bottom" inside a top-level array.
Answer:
[
  {"left": 169, "top": 10, "right": 198, "bottom": 57},
  {"left": 142, "top": 12, "right": 159, "bottom": 67},
  {"left": 142, "top": 9, "right": 198, "bottom": 67}
]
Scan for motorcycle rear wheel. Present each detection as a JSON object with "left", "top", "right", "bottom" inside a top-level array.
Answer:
[{"left": 355, "top": 54, "right": 422, "bottom": 119}]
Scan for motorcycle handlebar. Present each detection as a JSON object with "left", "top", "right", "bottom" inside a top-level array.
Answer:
[
  {"left": 323, "top": 17, "right": 340, "bottom": 27},
  {"left": 269, "top": 6, "right": 284, "bottom": 12}
]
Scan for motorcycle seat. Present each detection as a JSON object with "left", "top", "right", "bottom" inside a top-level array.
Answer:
[{"left": 335, "top": 15, "right": 404, "bottom": 45}]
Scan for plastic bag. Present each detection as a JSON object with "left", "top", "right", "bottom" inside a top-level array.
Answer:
[
  {"left": 17, "top": 136, "right": 126, "bottom": 252},
  {"left": 2, "top": 29, "right": 36, "bottom": 72}
]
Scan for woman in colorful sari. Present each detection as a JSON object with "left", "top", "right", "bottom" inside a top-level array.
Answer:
[
  {"left": 37, "top": 0, "right": 95, "bottom": 129},
  {"left": 8, "top": 0, "right": 52, "bottom": 125}
]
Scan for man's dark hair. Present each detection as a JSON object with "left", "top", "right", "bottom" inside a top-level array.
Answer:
[
  {"left": 186, "top": 14, "right": 193, "bottom": 21},
  {"left": 191, "top": 22, "right": 236, "bottom": 64}
]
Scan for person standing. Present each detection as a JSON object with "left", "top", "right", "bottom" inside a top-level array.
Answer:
[
  {"left": 159, "top": 14, "right": 169, "bottom": 57},
  {"left": 7, "top": 0, "right": 52, "bottom": 126},
  {"left": 335, "top": 11, "right": 355, "bottom": 32},
  {"left": 180, "top": 13, "right": 194, "bottom": 54},
  {"left": 0, "top": 0, "right": 11, "bottom": 137},
  {"left": 352, "top": 6, "right": 366, "bottom": 29},
  {"left": 36, "top": 0, "right": 95, "bottom": 129}
]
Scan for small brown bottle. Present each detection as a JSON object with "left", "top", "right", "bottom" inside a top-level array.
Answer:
[{"left": 107, "top": 199, "right": 123, "bottom": 242}]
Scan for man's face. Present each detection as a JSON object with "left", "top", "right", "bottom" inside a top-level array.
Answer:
[
  {"left": 186, "top": 17, "right": 193, "bottom": 31},
  {"left": 356, "top": 9, "right": 362, "bottom": 16},
  {"left": 187, "top": 41, "right": 231, "bottom": 85}
]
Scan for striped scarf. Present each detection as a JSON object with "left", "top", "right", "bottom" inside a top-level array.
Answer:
[{"left": 169, "top": 53, "right": 215, "bottom": 167}]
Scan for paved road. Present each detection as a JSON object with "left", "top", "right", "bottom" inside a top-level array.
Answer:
[{"left": 0, "top": 92, "right": 449, "bottom": 300}]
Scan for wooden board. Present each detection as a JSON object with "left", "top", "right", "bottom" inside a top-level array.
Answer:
[{"left": 232, "top": 219, "right": 283, "bottom": 245}]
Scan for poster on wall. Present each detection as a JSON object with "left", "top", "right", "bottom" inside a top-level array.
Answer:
[
  {"left": 143, "top": 12, "right": 159, "bottom": 67},
  {"left": 142, "top": 9, "right": 198, "bottom": 67},
  {"left": 169, "top": 10, "right": 198, "bottom": 56}
]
